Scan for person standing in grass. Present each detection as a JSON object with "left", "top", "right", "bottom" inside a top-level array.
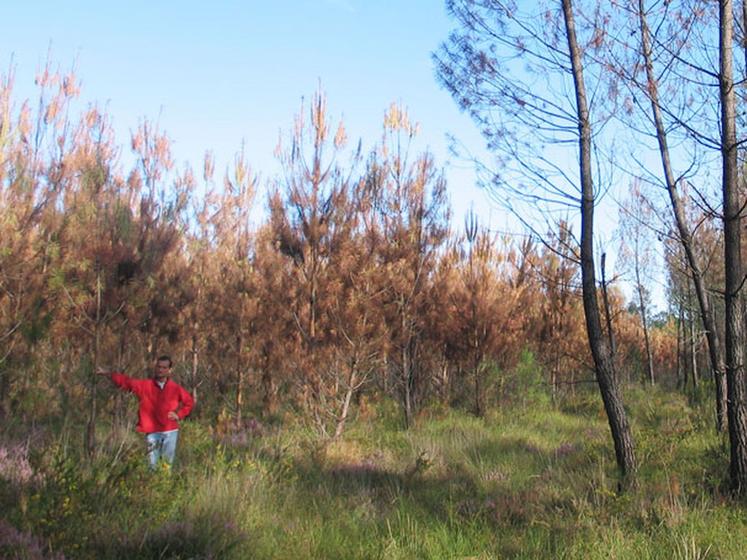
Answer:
[{"left": 98, "top": 355, "right": 194, "bottom": 469}]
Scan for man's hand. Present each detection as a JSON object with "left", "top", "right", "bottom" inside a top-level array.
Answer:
[
  {"left": 167, "top": 411, "right": 180, "bottom": 421},
  {"left": 96, "top": 367, "right": 111, "bottom": 376}
]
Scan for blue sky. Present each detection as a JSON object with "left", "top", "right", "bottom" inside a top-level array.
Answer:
[{"left": 2, "top": 0, "right": 500, "bottom": 227}]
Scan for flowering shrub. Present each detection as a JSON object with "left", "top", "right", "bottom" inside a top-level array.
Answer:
[
  {"left": 0, "top": 519, "right": 64, "bottom": 560},
  {"left": 0, "top": 443, "right": 41, "bottom": 487},
  {"left": 219, "top": 417, "right": 265, "bottom": 448}
]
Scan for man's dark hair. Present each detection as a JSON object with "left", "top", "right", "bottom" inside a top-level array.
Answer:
[{"left": 157, "top": 355, "right": 173, "bottom": 367}]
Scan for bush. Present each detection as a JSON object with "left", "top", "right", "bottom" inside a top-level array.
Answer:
[
  {"left": 0, "top": 519, "right": 64, "bottom": 560},
  {"left": 508, "top": 349, "right": 550, "bottom": 409}
]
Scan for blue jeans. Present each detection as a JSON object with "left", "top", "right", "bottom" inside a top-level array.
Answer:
[{"left": 146, "top": 430, "right": 179, "bottom": 469}]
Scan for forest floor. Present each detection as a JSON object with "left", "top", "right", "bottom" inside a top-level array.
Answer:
[{"left": 0, "top": 384, "right": 744, "bottom": 559}]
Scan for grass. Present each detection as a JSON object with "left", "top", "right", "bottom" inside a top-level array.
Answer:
[{"left": 1, "top": 385, "right": 746, "bottom": 559}]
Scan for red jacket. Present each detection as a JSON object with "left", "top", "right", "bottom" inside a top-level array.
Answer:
[{"left": 111, "top": 373, "right": 194, "bottom": 433}]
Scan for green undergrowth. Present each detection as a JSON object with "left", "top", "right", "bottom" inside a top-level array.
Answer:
[{"left": 1, "top": 385, "right": 745, "bottom": 559}]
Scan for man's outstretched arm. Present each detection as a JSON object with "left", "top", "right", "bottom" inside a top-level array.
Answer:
[{"left": 97, "top": 368, "right": 137, "bottom": 393}]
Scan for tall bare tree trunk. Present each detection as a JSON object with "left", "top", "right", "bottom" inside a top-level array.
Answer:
[
  {"left": 235, "top": 333, "right": 244, "bottom": 425},
  {"left": 632, "top": 252, "right": 655, "bottom": 385},
  {"left": 563, "top": 0, "right": 636, "bottom": 484},
  {"left": 474, "top": 354, "right": 483, "bottom": 417},
  {"left": 720, "top": 0, "right": 747, "bottom": 493},
  {"left": 438, "top": 360, "right": 450, "bottom": 406},
  {"left": 146, "top": 333, "right": 154, "bottom": 370},
  {"left": 261, "top": 371, "right": 274, "bottom": 415},
  {"left": 402, "top": 314, "right": 413, "bottom": 428},
  {"left": 600, "top": 253, "right": 616, "bottom": 358},
  {"left": 638, "top": 0, "right": 726, "bottom": 429},
  {"left": 334, "top": 360, "right": 358, "bottom": 439},
  {"left": 687, "top": 295, "right": 699, "bottom": 388},
  {"left": 677, "top": 304, "right": 685, "bottom": 390},
  {"left": 551, "top": 352, "right": 559, "bottom": 405},
  {"left": 191, "top": 327, "right": 199, "bottom": 405},
  {"left": 86, "top": 266, "right": 102, "bottom": 458}
]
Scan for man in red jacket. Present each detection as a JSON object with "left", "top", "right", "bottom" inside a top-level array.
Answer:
[{"left": 98, "top": 355, "right": 194, "bottom": 469}]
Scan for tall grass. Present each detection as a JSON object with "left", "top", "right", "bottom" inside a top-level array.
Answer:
[{"left": 1, "top": 385, "right": 745, "bottom": 559}]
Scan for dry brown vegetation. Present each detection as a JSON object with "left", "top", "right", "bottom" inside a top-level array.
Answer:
[{"left": 0, "top": 65, "right": 684, "bottom": 445}]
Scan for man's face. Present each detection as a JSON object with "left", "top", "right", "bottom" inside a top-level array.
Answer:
[{"left": 154, "top": 360, "right": 171, "bottom": 380}]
